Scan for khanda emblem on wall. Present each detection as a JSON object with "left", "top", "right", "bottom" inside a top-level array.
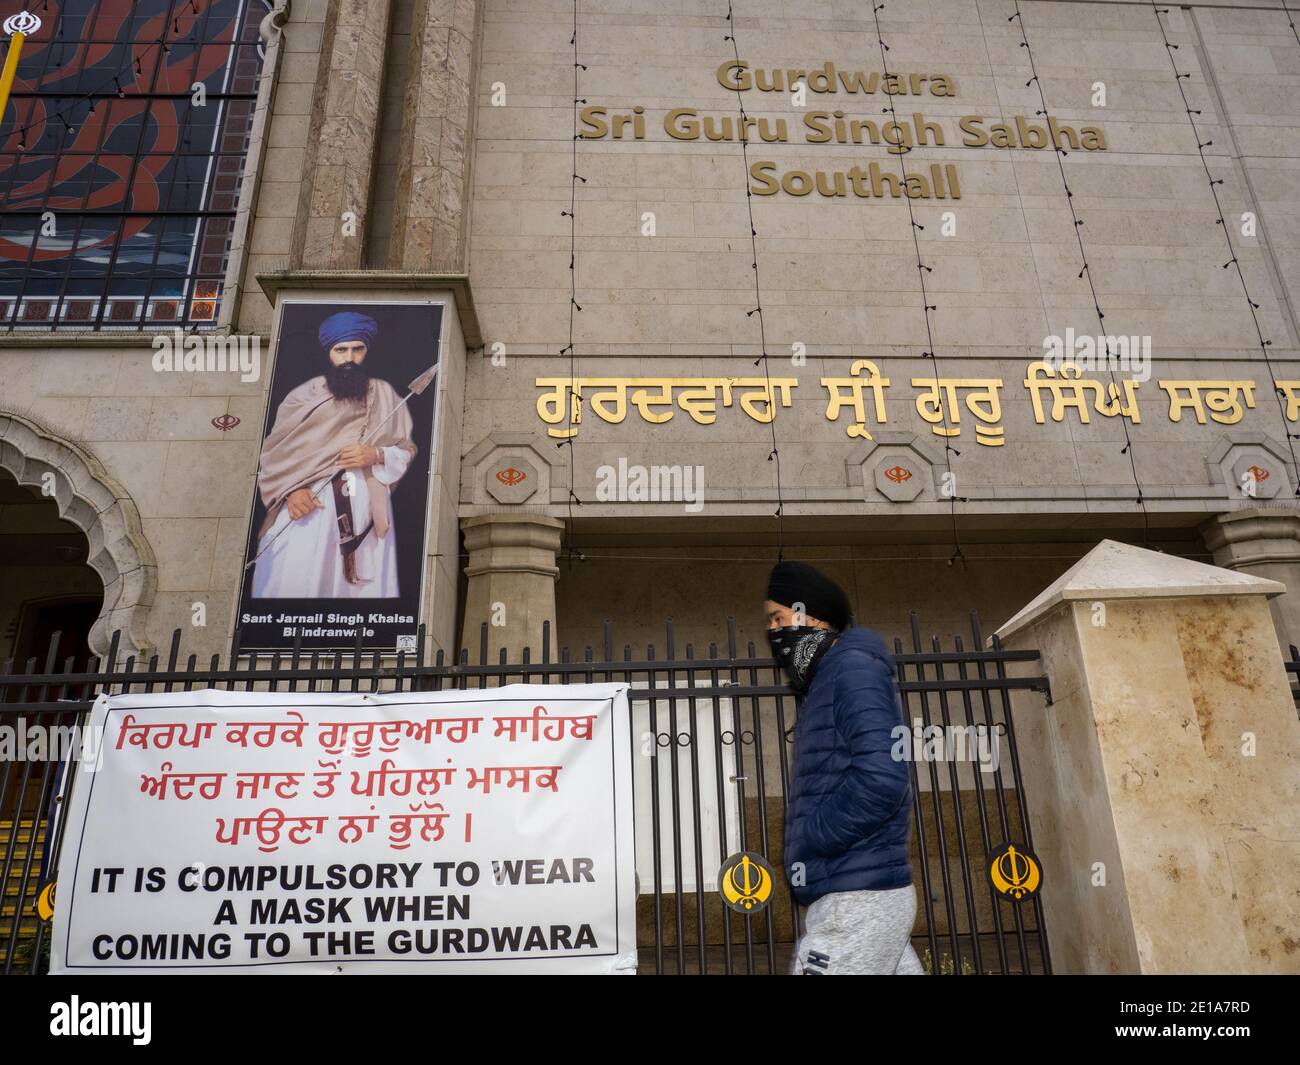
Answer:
[
  {"left": 989, "top": 842, "right": 1041, "bottom": 903},
  {"left": 3, "top": 11, "right": 42, "bottom": 35},
  {"left": 719, "top": 851, "right": 774, "bottom": 913},
  {"left": 884, "top": 465, "right": 914, "bottom": 484},
  {"left": 495, "top": 466, "right": 528, "bottom": 487}
]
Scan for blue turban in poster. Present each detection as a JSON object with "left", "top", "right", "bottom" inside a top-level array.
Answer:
[{"left": 318, "top": 311, "right": 378, "bottom": 351}]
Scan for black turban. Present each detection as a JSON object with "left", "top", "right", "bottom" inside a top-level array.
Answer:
[{"left": 766, "top": 561, "right": 852, "bottom": 631}]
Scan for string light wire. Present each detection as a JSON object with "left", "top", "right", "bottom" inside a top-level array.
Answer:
[
  {"left": 870, "top": 2, "right": 965, "bottom": 565},
  {"left": 723, "top": 1, "right": 787, "bottom": 561},
  {"left": 1282, "top": 0, "right": 1300, "bottom": 50},
  {"left": 557, "top": 0, "right": 587, "bottom": 564},
  {"left": 1008, "top": 1, "right": 1153, "bottom": 540},
  {"left": 1149, "top": 1, "right": 1300, "bottom": 497}
]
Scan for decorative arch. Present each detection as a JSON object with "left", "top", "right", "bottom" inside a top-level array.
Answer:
[{"left": 0, "top": 411, "right": 157, "bottom": 658}]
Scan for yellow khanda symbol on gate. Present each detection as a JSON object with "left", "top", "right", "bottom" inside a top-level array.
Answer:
[
  {"left": 989, "top": 843, "right": 1041, "bottom": 902},
  {"left": 719, "top": 851, "right": 773, "bottom": 913},
  {"left": 36, "top": 880, "right": 56, "bottom": 921}
]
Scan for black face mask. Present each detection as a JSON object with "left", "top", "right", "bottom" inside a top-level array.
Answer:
[{"left": 767, "top": 626, "right": 838, "bottom": 694}]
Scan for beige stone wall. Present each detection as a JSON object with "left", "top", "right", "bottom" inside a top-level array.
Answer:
[
  {"left": 454, "top": 0, "right": 1300, "bottom": 648},
  {"left": 465, "top": 0, "right": 1300, "bottom": 496},
  {"left": 462, "top": 0, "right": 1300, "bottom": 515}
]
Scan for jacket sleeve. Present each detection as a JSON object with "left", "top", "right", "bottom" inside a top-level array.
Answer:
[{"left": 803, "top": 655, "right": 911, "bottom": 858}]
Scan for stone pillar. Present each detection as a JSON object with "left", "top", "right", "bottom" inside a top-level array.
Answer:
[
  {"left": 1201, "top": 506, "right": 1300, "bottom": 653},
  {"left": 460, "top": 514, "right": 564, "bottom": 661},
  {"left": 389, "top": 0, "right": 482, "bottom": 272},
  {"left": 291, "top": 0, "right": 393, "bottom": 269},
  {"left": 996, "top": 539, "right": 1300, "bottom": 974}
]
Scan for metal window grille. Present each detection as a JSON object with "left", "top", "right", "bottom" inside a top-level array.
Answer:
[{"left": 0, "top": 0, "right": 271, "bottom": 332}]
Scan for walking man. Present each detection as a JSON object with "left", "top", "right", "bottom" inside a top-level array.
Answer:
[{"left": 764, "top": 560, "right": 924, "bottom": 974}]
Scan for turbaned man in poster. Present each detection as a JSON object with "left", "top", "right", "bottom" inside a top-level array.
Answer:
[{"left": 235, "top": 301, "right": 443, "bottom": 653}]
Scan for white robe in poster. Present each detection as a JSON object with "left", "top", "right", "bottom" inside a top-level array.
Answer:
[{"left": 251, "top": 445, "right": 413, "bottom": 598}]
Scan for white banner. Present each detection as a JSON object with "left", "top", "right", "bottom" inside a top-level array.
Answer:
[{"left": 51, "top": 684, "right": 637, "bottom": 974}]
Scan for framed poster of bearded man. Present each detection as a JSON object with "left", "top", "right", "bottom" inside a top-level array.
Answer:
[{"left": 233, "top": 300, "right": 444, "bottom": 653}]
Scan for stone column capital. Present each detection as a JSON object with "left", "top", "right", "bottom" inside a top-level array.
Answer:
[
  {"left": 1199, "top": 506, "right": 1300, "bottom": 560},
  {"left": 461, "top": 512, "right": 565, "bottom": 582},
  {"left": 1199, "top": 507, "right": 1300, "bottom": 651}
]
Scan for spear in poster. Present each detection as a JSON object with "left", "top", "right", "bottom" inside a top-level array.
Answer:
[{"left": 243, "top": 362, "right": 439, "bottom": 571}]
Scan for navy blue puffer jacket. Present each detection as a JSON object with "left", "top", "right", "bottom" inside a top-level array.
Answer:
[{"left": 783, "top": 626, "right": 913, "bottom": 905}]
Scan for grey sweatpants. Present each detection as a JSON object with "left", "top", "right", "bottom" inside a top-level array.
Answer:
[{"left": 791, "top": 885, "right": 925, "bottom": 975}]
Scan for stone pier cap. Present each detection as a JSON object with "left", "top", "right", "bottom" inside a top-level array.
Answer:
[{"left": 995, "top": 538, "right": 1286, "bottom": 644}]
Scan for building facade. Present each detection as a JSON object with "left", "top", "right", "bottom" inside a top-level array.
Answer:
[
  {"left": 1, "top": 0, "right": 1299, "bottom": 668},
  {"left": 2, "top": 0, "right": 1300, "bottom": 978}
]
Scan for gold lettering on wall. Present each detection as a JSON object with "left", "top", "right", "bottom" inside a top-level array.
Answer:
[
  {"left": 534, "top": 377, "right": 797, "bottom": 439},
  {"left": 1276, "top": 381, "right": 1300, "bottom": 422},
  {"left": 912, "top": 378, "right": 1006, "bottom": 447},
  {"left": 535, "top": 371, "right": 1295, "bottom": 442},
  {"left": 1159, "top": 380, "right": 1256, "bottom": 425},
  {"left": 716, "top": 61, "right": 955, "bottom": 97},
  {"left": 821, "top": 360, "right": 890, "bottom": 439},
  {"left": 1024, "top": 362, "right": 1141, "bottom": 424},
  {"left": 749, "top": 160, "right": 960, "bottom": 199},
  {"left": 571, "top": 59, "right": 1110, "bottom": 198}
]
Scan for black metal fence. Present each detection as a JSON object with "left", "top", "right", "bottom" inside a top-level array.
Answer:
[{"left": 1, "top": 611, "right": 1052, "bottom": 975}]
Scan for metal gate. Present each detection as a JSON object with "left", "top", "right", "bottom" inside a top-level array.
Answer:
[{"left": 0, "top": 610, "right": 1051, "bottom": 975}]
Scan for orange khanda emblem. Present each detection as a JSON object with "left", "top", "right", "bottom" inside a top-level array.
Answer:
[
  {"left": 884, "top": 465, "right": 913, "bottom": 484},
  {"left": 496, "top": 466, "right": 527, "bottom": 487}
]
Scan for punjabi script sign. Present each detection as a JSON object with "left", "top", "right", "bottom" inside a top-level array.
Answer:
[{"left": 51, "top": 685, "right": 636, "bottom": 974}]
